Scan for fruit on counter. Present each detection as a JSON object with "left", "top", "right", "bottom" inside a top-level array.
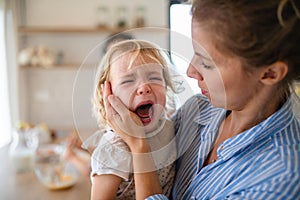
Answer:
[
  {"left": 16, "top": 121, "right": 33, "bottom": 130},
  {"left": 15, "top": 121, "right": 57, "bottom": 143},
  {"left": 35, "top": 123, "right": 52, "bottom": 143}
]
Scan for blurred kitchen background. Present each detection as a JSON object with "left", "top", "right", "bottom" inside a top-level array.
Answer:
[
  {"left": 0, "top": 1, "right": 300, "bottom": 199},
  {"left": 1, "top": 1, "right": 198, "bottom": 199},
  {"left": 1, "top": 0, "right": 199, "bottom": 148}
]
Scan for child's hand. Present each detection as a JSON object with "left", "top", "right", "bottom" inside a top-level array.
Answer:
[
  {"left": 66, "top": 132, "right": 82, "bottom": 149},
  {"left": 64, "top": 145, "right": 76, "bottom": 161},
  {"left": 103, "top": 81, "right": 149, "bottom": 153}
]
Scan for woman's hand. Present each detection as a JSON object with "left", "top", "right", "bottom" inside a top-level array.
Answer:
[
  {"left": 103, "top": 81, "right": 149, "bottom": 153},
  {"left": 103, "top": 81, "right": 163, "bottom": 198}
]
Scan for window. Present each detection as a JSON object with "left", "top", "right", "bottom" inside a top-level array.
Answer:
[
  {"left": 0, "top": 0, "right": 17, "bottom": 148},
  {"left": 169, "top": 3, "right": 200, "bottom": 107}
]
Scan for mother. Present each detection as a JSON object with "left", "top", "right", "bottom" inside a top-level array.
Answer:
[{"left": 104, "top": 0, "right": 300, "bottom": 199}]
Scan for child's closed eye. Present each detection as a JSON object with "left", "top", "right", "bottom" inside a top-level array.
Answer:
[
  {"left": 149, "top": 76, "right": 163, "bottom": 81},
  {"left": 121, "top": 79, "right": 134, "bottom": 84}
]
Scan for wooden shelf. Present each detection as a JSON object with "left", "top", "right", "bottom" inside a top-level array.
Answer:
[
  {"left": 18, "top": 26, "right": 127, "bottom": 34},
  {"left": 19, "top": 63, "right": 93, "bottom": 70},
  {"left": 17, "top": 26, "right": 163, "bottom": 34}
]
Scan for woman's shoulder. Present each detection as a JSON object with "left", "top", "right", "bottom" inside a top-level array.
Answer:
[
  {"left": 177, "top": 94, "right": 220, "bottom": 117},
  {"left": 182, "top": 94, "right": 211, "bottom": 109}
]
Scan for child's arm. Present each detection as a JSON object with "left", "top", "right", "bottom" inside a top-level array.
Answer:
[
  {"left": 91, "top": 174, "right": 122, "bottom": 200},
  {"left": 64, "top": 148, "right": 90, "bottom": 176}
]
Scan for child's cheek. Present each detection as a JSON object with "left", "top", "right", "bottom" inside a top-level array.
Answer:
[{"left": 114, "top": 89, "right": 132, "bottom": 109}]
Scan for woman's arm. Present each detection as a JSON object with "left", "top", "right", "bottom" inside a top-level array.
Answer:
[
  {"left": 91, "top": 174, "right": 122, "bottom": 200},
  {"left": 103, "top": 81, "right": 163, "bottom": 199},
  {"left": 131, "top": 143, "right": 163, "bottom": 200}
]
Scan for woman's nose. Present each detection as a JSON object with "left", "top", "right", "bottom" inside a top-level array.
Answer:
[
  {"left": 137, "top": 84, "right": 152, "bottom": 95},
  {"left": 187, "top": 63, "right": 204, "bottom": 81}
]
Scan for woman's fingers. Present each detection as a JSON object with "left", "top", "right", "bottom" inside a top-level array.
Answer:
[
  {"left": 102, "top": 81, "right": 127, "bottom": 131},
  {"left": 103, "top": 81, "right": 116, "bottom": 120},
  {"left": 108, "top": 95, "right": 143, "bottom": 127},
  {"left": 107, "top": 95, "right": 127, "bottom": 120},
  {"left": 102, "top": 81, "right": 145, "bottom": 141}
]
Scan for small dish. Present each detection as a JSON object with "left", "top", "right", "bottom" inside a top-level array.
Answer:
[{"left": 34, "top": 144, "right": 79, "bottom": 190}]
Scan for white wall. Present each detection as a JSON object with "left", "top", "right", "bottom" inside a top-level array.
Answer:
[
  {"left": 24, "top": 0, "right": 168, "bottom": 28},
  {"left": 18, "top": 0, "right": 170, "bottom": 132}
]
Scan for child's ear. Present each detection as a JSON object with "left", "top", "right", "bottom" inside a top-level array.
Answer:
[{"left": 260, "top": 61, "right": 288, "bottom": 85}]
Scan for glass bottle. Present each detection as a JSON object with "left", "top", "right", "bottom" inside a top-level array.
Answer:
[{"left": 9, "top": 128, "right": 39, "bottom": 173}]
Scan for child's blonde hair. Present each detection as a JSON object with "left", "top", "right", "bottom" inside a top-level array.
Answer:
[{"left": 92, "top": 39, "right": 175, "bottom": 128}]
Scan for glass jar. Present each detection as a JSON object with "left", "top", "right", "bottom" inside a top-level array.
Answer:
[
  {"left": 116, "top": 6, "right": 128, "bottom": 28},
  {"left": 9, "top": 128, "right": 39, "bottom": 173},
  {"left": 135, "top": 6, "right": 146, "bottom": 27},
  {"left": 96, "top": 5, "right": 110, "bottom": 28}
]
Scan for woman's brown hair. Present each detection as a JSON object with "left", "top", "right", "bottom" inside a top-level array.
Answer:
[{"left": 192, "top": 0, "right": 300, "bottom": 99}]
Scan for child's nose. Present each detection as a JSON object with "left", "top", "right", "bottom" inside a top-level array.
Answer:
[{"left": 137, "top": 84, "right": 151, "bottom": 95}]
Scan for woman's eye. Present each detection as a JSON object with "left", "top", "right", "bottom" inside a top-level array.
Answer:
[
  {"left": 201, "top": 63, "right": 213, "bottom": 69},
  {"left": 192, "top": 54, "right": 214, "bottom": 70}
]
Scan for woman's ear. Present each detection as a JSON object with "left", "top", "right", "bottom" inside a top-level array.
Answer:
[{"left": 260, "top": 61, "right": 288, "bottom": 85}]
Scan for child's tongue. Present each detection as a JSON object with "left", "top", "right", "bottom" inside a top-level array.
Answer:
[{"left": 136, "top": 104, "right": 152, "bottom": 124}]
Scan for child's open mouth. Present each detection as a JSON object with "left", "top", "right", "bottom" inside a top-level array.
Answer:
[{"left": 135, "top": 102, "right": 153, "bottom": 125}]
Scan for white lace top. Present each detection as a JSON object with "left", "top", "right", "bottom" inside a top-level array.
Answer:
[{"left": 89, "top": 119, "right": 176, "bottom": 199}]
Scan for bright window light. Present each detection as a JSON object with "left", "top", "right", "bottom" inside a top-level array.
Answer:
[
  {"left": 0, "top": 0, "right": 12, "bottom": 147},
  {"left": 169, "top": 3, "right": 201, "bottom": 105}
]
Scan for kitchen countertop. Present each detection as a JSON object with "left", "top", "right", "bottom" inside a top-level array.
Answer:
[{"left": 0, "top": 144, "right": 91, "bottom": 200}]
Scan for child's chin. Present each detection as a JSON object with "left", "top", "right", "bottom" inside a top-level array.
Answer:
[
  {"left": 144, "top": 117, "right": 165, "bottom": 134},
  {"left": 144, "top": 119, "right": 159, "bottom": 133},
  {"left": 143, "top": 122, "right": 153, "bottom": 130}
]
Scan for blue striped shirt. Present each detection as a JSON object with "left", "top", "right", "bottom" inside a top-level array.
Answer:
[{"left": 147, "top": 94, "right": 300, "bottom": 200}]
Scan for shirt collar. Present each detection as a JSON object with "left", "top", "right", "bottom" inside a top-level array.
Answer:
[
  {"left": 193, "top": 101, "right": 225, "bottom": 127},
  {"left": 220, "top": 98, "right": 295, "bottom": 161}
]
